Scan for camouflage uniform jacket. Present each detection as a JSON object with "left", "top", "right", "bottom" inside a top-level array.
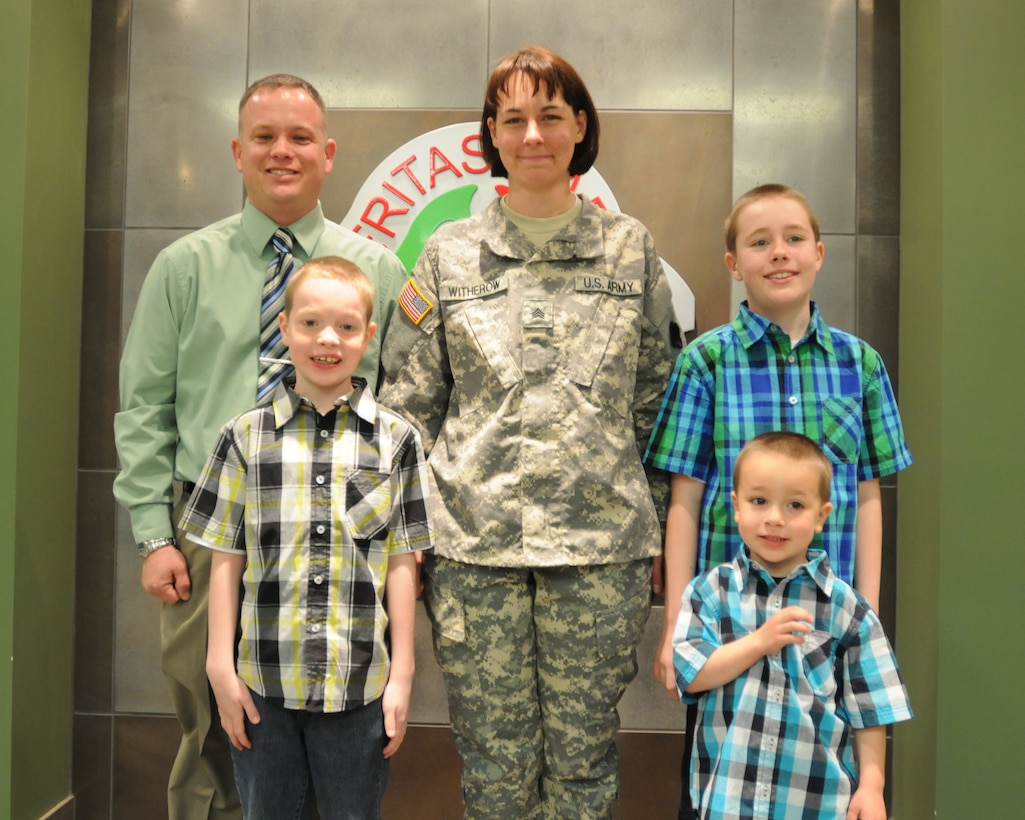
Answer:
[{"left": 380, "top": 196, "right": 675, "bottom": 567}]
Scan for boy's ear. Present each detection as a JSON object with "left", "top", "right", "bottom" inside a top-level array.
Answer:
[
  {"left": 725, "top": 252, "right": 742, "bottom": 281},
  {"left": 730, "top": 490, "right": 740, "bottom": 521},
  {"left": 815, "top": 501, "right": 833, "bottom": 532},
  {"left": 278, "top": 311, "right": 289, "bottom": 344}
]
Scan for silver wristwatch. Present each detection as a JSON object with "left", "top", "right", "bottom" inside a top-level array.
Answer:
[{"left": 138, "top": 536, "right": 177, "bottom": 558}]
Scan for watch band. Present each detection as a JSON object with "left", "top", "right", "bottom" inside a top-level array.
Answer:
[{"left": 138, "top": 536, "right": 177, "bottom": 558}]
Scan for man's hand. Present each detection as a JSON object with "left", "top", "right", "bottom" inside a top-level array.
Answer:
[{"left": 141, "top": 546, "right": 192, "bottom": 603}]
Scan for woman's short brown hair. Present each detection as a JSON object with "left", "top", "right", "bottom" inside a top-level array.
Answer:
[{"left": 479, "top": 46, "right": 600, "bottom": 179}]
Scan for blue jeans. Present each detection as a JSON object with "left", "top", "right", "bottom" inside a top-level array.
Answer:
[{"left": 230, "top": 690, "right": 389, "bottom": 820}]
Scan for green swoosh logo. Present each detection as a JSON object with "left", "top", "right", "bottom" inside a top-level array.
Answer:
[{"left": 395, "top": 184, "right": 478, "bottom": 273}]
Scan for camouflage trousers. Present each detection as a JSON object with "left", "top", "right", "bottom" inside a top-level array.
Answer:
[{"left": 424, "top": 555, "right": 651, "bottom": 820}]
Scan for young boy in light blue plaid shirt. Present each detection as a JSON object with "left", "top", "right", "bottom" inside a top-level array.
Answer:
[
  {"left": 644, "top": 184, "right": 912, "bottom": 817},
  {"left": 674, "top": 432, "right": 911, "bottom": 819},
  {"left": 180, "top": 257, "right": 433, "bottom": 820}
]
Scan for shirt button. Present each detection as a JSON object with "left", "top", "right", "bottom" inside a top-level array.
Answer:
[
  {"left": 313, "top": 575, "right": 323, "bottom": 585},
  {"left": 315, "top": 475, "right": 325, "bottom": 485},
  {"left": 316, "top": 525, "right": 326, "bottom": 535},
  {"left": 310, "top": 624, "right": 321, "bottom": 633},
  {"left": 787, "top": 355, "right": 795, "bottom": 363},
  {"left": 788, "top": 396, "right": 798, "bottom": 405},
  {"left": 320, "top": 429, "right": 329, "bottom": 438}
]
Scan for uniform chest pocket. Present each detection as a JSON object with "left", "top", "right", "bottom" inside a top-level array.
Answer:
[
  {"left": 820, "top": 396, "right": 863, "bottom": 465},
  {"left": 342, "top": 469, "right": 392, "bottom": 545},
  {"left": 800, "top": 629, "right": 837, "bottom": 698},
  {"left": 567, "top": 296, "right": 643, "bottom": 419},
  {"left": 444, "top": 297, "right": 522, "bottom": 415}
]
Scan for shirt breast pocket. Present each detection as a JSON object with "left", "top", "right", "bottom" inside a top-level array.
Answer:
[
  {"left": 342, "top": 469, "right": 392, "bottom": 547},
  {"left": 819, "top": 396, "right": 863, "bottom": 465},
  {"left": 800, "top": 629, "right": 837, "bottom": 698}
]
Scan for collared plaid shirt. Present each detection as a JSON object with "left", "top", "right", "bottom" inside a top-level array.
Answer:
[
  {"left": 180, "top": 376, "right": 433, "bottom": 712},
  {"left": 644, "top": 301, "right": 912, "bottom": 582},
  {"left": 673, "top": 548, "right": 912, "bottom": 819}
]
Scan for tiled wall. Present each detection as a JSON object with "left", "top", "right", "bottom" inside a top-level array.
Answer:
[{"left": 75, "top": 1, "right": 901, "bottom": 816}]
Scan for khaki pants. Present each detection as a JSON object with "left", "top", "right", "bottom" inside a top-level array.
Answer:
[{"left": 160, "top": 497, "right": 242, "bottom": 820}]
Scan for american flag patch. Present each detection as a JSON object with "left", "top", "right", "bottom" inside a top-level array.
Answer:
[{"left": 398, "top": 279, "right": 433, "bottom": 325}]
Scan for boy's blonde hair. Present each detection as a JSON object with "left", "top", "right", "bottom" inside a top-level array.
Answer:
[
  {"left": 733, "top": 431, "right": 833, "bottom": 502},
  {"left": 724, "top": 183, "right": 821, "bottom": 255},
  {"left": 283, "top": 256, "right": 375, "bottom": 322}
]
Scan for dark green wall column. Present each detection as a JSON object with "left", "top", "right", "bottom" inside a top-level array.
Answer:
[
  {"left": 0, "top": 1, "right": 91, "bottom": 817},
  {"left": 896, "top": 2, "right": 1025, "bottom": 815}
]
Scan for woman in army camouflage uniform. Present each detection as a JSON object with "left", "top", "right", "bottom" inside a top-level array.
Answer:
[{"left": 379, "top": 46, "right": 676, "bottom": 819}]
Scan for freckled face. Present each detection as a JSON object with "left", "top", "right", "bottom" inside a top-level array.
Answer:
[{"left": 278, "top": 277, "right": 375, "bottom": 409}]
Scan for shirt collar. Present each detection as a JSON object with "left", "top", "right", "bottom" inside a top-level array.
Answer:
[
  {"left": 241, "top": 200, "right": 326, "bottom": 259},
  {"left": 481, "top": 195, "right": 605, "bottom": 261},
  {"left": 733, "top": 300, "right": 834, "bottom": 356},
  {"left": 737, "top": 545, "right": 834, "bottom": 597},
  {"left": 269, "top": 375, "right": 375, "bottom": 429}
]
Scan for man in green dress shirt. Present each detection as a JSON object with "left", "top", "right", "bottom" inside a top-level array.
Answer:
[{"left": 113, "top": 74, "right": 406, "bottom": 820}]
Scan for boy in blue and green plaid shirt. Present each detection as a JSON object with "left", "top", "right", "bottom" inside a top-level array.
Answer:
[{"left": 644, "top": 184, "right": 911, "bottom": 818}]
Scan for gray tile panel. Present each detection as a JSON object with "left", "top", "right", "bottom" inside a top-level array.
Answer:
[
  {"left": 249, "top": 0, "right": 489, "bottom": 108},
  {"left": 489, "top": 0, "right": 733, "bottom": 111},
  {"left": 734, "top": 0, "right": 857, "bottom": 233},
  {"left": 811, "top": 233, "right": 857, "bottom": 334},
  {"left": 857, "top": 235, "right": 901, "bottom": 393},
  {"left": 125, "top": 0, "right": 247, "bottom": 227},
  {"left": 114, "top": 506, "right": 173, "bottom": 714},
  {"left": 85, "top": 0, "right": 130, "bottom": 229},
  {"left": 121, "top": 229, "right": 192, "bottom": 345},
  {"left": 858, "top": 0, "right": 901, "bottom": 236},
  {"left": 75, "top": 472, "right": 118, "bottom": 714},
  {"left": 112, "top": 716, "right": 179, "bottom": 819},
  {"left": 80, "top": 230, "right": 123, "bottom": 471},
  {"left": 72, "top": 714, "right": 113, "bottom": 820}
]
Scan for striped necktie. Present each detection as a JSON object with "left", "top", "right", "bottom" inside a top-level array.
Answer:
[{"left": 256, "top": 228, "right": 295, "bottom": 401}]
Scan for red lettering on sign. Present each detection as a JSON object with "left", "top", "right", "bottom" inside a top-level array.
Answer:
[
  {"left": 461, "top": 135, "right": 489, "bottom": 174},
  {"left": 382, "top": 181, "right": 415, "bottom": 206},
  {"left": 429, "top": 146, "right": 463, "bottom": 188},
  {"left": 391, "top": 156, "right": 427, "bottom": 195},
  {"left": 359, "top": 196, "right": 408, "bottom": 238}
]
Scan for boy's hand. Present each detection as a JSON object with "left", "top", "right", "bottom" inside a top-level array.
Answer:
[
  {"left": 414, "top": 550, "right": 425, "bottom": 599},
  {"left": 653, "top": 629, "right": 680, "bottom": 702},
  {"left": 141, "top": 546, "right": 191, "bottom": 603},
  {"left": 754, "top": 606, "right": 813, "bottom": 655},
  {"left": 382, "top": 677, "right": 412, "bottom": 759},
  {"left": 651, "top": 552, "right": 665, "bottom": 596},
  {"left": 846, "top": 784, "right": 887, "bottom": 820},
  {"left": 207, "top": 665, "right": 260, "bottom": 751}
]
